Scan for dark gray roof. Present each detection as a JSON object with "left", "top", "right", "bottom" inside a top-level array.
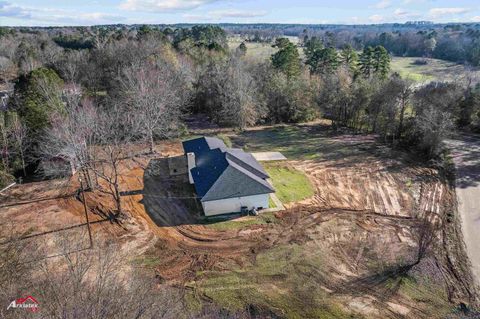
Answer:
[
  {"left": 204, "top": 137, "right": 227, "bottom": 151},
  {"left": 182, "top": 137, "right": 274, "bottom": 202},
  {"left": 226, "top": 149, "right": 269, "bottom": 179},
  {"left": 183, "top": 136, "right": 226, "bottom": 155},
  {"left": 202, "top": 159, "right": 274, "bottom": 202}
]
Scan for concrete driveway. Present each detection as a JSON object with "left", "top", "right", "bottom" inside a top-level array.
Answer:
[
  {"left": 251, "top": 152, "right": 287, "bottom": 161},
  {"left": 446, "top": 134, "right": 480, "bottom": 286}
]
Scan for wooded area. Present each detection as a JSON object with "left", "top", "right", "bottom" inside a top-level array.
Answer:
[
  {"left": 0, "top": 23, "right": 479, "bottom": 190},
  {"left": 1, "top": 21, "right": 480, "bottom": 319}
]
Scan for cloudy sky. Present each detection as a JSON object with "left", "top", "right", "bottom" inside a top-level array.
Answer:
[{"left": 0, "top": 0, "right": 479, "bottom": 26}]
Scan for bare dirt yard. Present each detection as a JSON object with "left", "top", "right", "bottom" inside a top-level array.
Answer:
[{"left": 1, "top": 122, "right": 478, "bottom": 318}]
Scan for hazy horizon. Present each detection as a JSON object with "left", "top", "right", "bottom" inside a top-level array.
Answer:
[{"left": 0, "top": 0, "right": 479, "bottom": 27}]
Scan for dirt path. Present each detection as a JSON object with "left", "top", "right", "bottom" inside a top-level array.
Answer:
[{"left": 446, "top": 134, "right": 480, "bottom": 287}]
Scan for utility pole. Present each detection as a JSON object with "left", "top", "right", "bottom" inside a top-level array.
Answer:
[{"left": 80, "top": 178, "right": 94, "bottom": 249}]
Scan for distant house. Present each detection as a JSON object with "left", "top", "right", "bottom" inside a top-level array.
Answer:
[
  {"left": 39, "top": 155, "right": 77, "bottom": 178},
  {"left": 62, "top": 83, "right": 82, "bottom": 96},
  {"left": 0, "top": 86, "right": 13, "bottom": 111},
  {"left": 183, "top": 137, "right": 275, "bottom": 216}
]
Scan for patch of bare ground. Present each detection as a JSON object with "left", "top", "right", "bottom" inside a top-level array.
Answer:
[{"left": 1, "top": 133, "right": 477, "bottom": 318}]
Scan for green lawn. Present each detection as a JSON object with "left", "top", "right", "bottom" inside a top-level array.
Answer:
[{"left": 264, "top": 162, "right": 314, "bottom": 203}]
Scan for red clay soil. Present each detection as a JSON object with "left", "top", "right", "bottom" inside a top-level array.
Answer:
[{"left": 0, "top": 139, "right": 476, "bottom": 317}]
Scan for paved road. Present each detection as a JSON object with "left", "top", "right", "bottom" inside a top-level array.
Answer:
[{"left": 446, "top": 135, "right": 480, "bottom": 286}]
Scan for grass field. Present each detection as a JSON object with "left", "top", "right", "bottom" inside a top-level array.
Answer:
[
  {"left": 228, "top": 37, "right": 277, "bottom": 61},
  {"left": 231, "top": 123, "right": 368, "bottom": 161},
  {"left": 391, "top": 57, "right": 480, "bottom": 83},
  {"left": 228, "top": 35, "right": 479, "bottom": 84},
  {"left": 194, "top": 243, "right": 357, "bottom": 319},
  {"left": 264, "top": 162, "right": 314, "bottom": 203},
  {"left": 228, "top": 36, "right": 301, "bottom": 61}
]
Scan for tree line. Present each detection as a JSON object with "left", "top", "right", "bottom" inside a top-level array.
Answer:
[
  {"left": 1, "top": 23, "right": 480, "bottom": 319},
  {"left": 1, "top": 25, "right": 480, "bottom": 192}
]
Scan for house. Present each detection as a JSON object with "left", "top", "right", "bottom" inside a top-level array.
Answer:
[
  {"left": 183, "top": 137, "right": 275, "bottom": 216},
  {"left": 0, "top": 86, "right": 13, "bottom": 111}
]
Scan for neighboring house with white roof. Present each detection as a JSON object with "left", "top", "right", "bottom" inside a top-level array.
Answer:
[{"left": 183, "top": 137, "right": 275, "bottom": 216}]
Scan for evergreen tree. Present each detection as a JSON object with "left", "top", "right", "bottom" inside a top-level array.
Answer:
[
  {"left": 359, "top": 46, "right": 375, "bottom": 78},
  {"left": 359, "top": 46, "right": 390, "bottom": 78},
  {"left": 373, "top": 45, "right": 391, "bottom": 78},
  {"left": 273, "top": 37, "right": 292, "bottom": 50},
  {"left": 304, "top": 37, "right": 340, "bottom": 74},
  {"left": 271, "top": 38, "right": 301, "bottom": 78},
  {"left": 237, "top": 42, "right": 247, "bottom": 56},
  {"left": 340, "top": 45, "right": 359, "bottom": 74},
  {"left": 304, "top": 36, "right": 323, "bottom": 62},
  {"left": 308, "top": 47, "right": 340, "bottom": 75},
  {"left": 14, "top": 68, "right": 64, "bottom": 135}
]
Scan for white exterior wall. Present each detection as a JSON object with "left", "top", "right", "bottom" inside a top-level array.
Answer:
[
  {"left": 187, "top": 153, "right": 196, "bottom": 184},
  {"left": 202, "top": 194, "right": 270, "bottom": 216}
]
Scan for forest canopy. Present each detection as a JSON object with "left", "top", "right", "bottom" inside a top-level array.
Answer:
[{"left": 1, "top": 22, "right": 480, "bottom": 188}]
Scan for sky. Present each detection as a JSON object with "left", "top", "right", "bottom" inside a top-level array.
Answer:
[{"left": 0, "top": 0, "right": 480, "bottom": 26}]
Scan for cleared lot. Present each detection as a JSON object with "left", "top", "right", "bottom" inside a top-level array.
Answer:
[{"left": 1, "top": 125, "right": 475, "bottom": 318}]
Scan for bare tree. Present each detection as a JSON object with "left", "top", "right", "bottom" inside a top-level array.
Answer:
[
  {"left": 40, "top": 91, "right": 136, "bottom": 216},
  {"left": 56, "top": 50, "right": 88, "bottom": 84},
  {"left": 218, "top": 57, "right": 263, "bottom": 130},
  {"left": 0, "top": 228, "right": 185, "bottom": 319},
  {"left": 10, "top": 114, "right": 28, "bottom": 177},
  {"left": 0, "top": 223, "right": 41, "bottom": 319},
  {"left": 415, "top": 105, "right": 455, "bottom": 157},
  {"left": 0, "top": 56, "right": 15, "bottom": 80},
  {"left": 395, "top": 78, "right": 414, "bottom": 138},
  {"left": 0, "top": 111, "right": 10, "bottom": 170},
  {"left": 91, "top": 103, "right": 136, "bottom": 217},
  {"left": 119, "top": 61, "right": 184, "bottom": 154},
  {"left": 40, "top": 95, "right": 98, "bottom": 187}
]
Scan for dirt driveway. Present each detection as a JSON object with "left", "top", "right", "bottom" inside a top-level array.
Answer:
[{"left": 446, "top": 134, "right": 480, "bottom": 286}]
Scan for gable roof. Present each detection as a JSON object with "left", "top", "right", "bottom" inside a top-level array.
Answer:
[
  {"left": 189, "top": 148, "right": 229, "bottom": 197},
  {"left": 202, "top": 158, "right": 274, "bottom": 202},
  {"left": 182, "top": 137, "right": 274, "bottom": 201},
  {"left": 226, "top": 149, "right": 269, "bottom": 179}
]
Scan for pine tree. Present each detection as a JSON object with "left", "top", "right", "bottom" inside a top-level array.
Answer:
[
  {"left": 359, "top": 46, "right": 375, "bottom": 78},
  {"left": 304, "top": 36, "right": 323, "bottom": 62},
  {"left": 340, "top": 45, "right": 359, "bottom": 74},
  {"left": 237, "top": 42, "right": 247, "bottom": 56},
  {"left": 271, "top": 38, "right": 301, "bottom": 78},
  {"left": 304, "top": 37, "right": 340, "bottom": 75},
  {"left": 308, "top": 47, "right": 340, "bottom": 75},
  {"left": 373, "top": 45, "right": 391, "bottom": 79}
]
